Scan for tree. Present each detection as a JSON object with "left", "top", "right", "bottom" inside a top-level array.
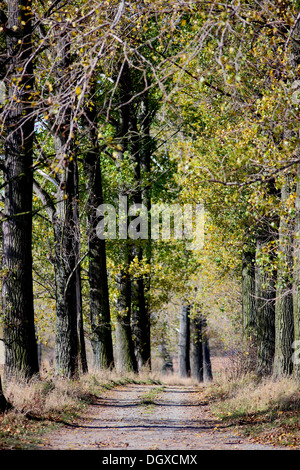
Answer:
[
  {"left": 273, "top": 176, "right": 294, "bottom": 378},
  {"left": 40, "top": 30, "right": 81, "bottom": 377},
  {"left": 178, "top": 303, "right": 190, "bottom": 378},
  {"left": 293, "top": 164, "right": 300, "bottom": 380},
  {"left": 183, "top": 303, "right": 213, "bottom": 383},
  {"left": 290, "top": 11, "right": 300, "bottom": 381},
  {"left": 190, "top": 313, "right": 203, "bottom": 382},
  {"left": 242, "top": 232, "right": 257, "bottom": 334},
  {"left": 83, "top": 87, "right": 114, "bottom": 370},
  {"left": 0, "top": 374, "right": 10, "bottom": 412},
  {"left": 33, "top": 159, "right": 81, "bottom": 378},
  {"left": 252, "top": 238, "right": 275, "bottom": 377},
  {"left": 242, "top": 233, "right": 257, "bottom": 365},
  {"left": 1, "top": 0, "right": 39, "bottom": 378}
]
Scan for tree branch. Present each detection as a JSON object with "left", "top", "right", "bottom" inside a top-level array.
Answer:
[
  {"left": 33, "top": 178, "right": 56, "bottom": 222},
  {"left": 64, "top": 252, "right": 89, "bottom": 299}
]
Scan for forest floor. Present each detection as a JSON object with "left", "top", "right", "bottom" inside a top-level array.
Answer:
[{"left": 34, "top": 382, "right": 282, "bottom": 451}]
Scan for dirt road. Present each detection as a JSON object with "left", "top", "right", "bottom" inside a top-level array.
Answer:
[{"left": 35, "top": 383, "right": 282, "bottom": 451}]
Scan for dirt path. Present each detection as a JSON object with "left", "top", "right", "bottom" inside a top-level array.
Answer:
[{"left": 37, "top": 384, "right": 280, "bottom": 451}]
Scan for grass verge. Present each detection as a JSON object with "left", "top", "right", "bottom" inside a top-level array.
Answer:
[
  {"left": 204, "top": 372, "right": 300, "bottom": 449},
  {"left": 0, "top": 368, "right": 163, "bottom": 450}
]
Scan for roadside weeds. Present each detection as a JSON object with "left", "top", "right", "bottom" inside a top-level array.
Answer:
[{"left": 203, "top": 372, "right": 300, "bottom": 449}]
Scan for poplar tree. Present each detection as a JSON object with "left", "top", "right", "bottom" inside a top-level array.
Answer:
[{"left": 1, "top": 0, "right": 39, "bottom": 378}]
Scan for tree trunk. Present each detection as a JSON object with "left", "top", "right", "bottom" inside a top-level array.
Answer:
[
  {"left": 33, "top": 147, "right": 81, "bottom": 378},
  {"left": 136, "top": 92, "right": 153, "bottom": 370},
  {"left": 53, "top": 127, "right": 79, "bottom": 376},
  {"left": 293, "top": 164, "right": 300, "bottom": 380},
  {"left": 113, "top": 64, "right": 144, "bottom": 374},
  {"left": 120, "top": 69, "right": 151, "bottom": 372},
  {"left": 114, "top": 196, "right": 137, "bottom": 372},
  {"left": 178, "top": 304, "right": 191, "bottom": 378},
  {"left": 0, "top": 375, "right": 10, "bottom": 413},
  {"left": 76, "top": 267, "right": 88, "bottom": 374},
  {"left": 34, "top": 155, "right": 81, "bottom": 378},
  {"left": 115, "top": 268, "right": 138, "bottom": 373},
  {"left": 51, "top": 30, "right": 86, "bottom": 377},
  {"left": 273, "top": 178, "right": 294, "bottom": 378},
  {"left": 255, "top": 237, "right": 276, "bottom": 376},
  {"left": 53, "top": 205, "right": 79, "bottom": 378},
  {"left": 242, "top": 237, "right": 257, "bottom": 343},
  {"left": 74, "top": 182, "right": 88, "bottom": 374},
  {"left": 2, "top": 0, "right": 39, "bottom": 378},
  {"left": 242, "top": 236, "right": 257, "bottom": 371},
  {"left": 202, "top": 316, "right": 213, "bottom": 382},
  {"left": 131, "top": 270, "right": 150, "bottom": 370},
  {"left": 190, "top": 314, "right": 203, "bottom": 382},
  {"left": 84, "top": 95, "right": 114, "bottom": 370},
  {"left": 291, "top": 18, "right": 300, "bottom": 381}
]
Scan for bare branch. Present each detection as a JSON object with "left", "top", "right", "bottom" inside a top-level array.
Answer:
[{"left": 33, "top": 178, "right": 56, "bottom": 222}]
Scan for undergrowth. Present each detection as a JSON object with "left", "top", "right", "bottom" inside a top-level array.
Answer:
[{"left": 204, "top": 366, "right": 300, "bottom": 449}]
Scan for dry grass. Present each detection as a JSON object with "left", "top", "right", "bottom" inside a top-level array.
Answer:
[
  {"left": 209, "top": 375, "right": 300, "bottom": 416},
  {"left": 1, "top": 367, "right": 160, "bottom": 419},
  {"left": 0, "top": 367, "right": 171, "bottom": 415},
  {"left": 204, "top": 365, "right": 300, "bottom": 449},
  {"left": 157, "top": 374, "right": 203, "bottom": 387}
]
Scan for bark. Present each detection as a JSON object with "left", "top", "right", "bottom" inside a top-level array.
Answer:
[
  {"left": 291, "top": 19, "right": 300, "bottom": 381},
  {"left": 119, "top": 67, "right": 151, "bottom": 371},
  {"left": 178, "top": 304, "right": 191, "bottom": 378},
  {"left": 113, "top": 64, "right": 145, "bottom": 374},
  {"left": 51, "top": 32, "right": 84, "bottom": 377},
  {"left": 255, "top": 237, "right": 276, "bottom": 376},
  {"left": 190, "top": 312, "right": 213, "bottom": 383},
  {"left": 135, "top": 92, "right": 153, "bottom": 370},
  {"left": 273, "top": 179, "right": 294, "bottom": 378},
  {"left": 115, "top": 267, "right": 138, "bottom": 373},
  {"left": 0, "top": 375, "right": 10, "bottom": 413},
  {"left": 73, "top": 159, "right": 88, "bottom": 374},
  {"left": 2, "top": 0, "right": 39, "bottom": 378},
  {"left": 242, "top": 237, "right": 257, "bottom": 341},
  {"left": 242, "top": 236, "right": 257, "bottom": 371},
  {"left": 293, "top": 164, "right": 300, "bottom": 380},
  {"left": 131, "top": 271, "right": 150, "bottom": 370},
  {"left": 53, "top": 175, "right": 79, "bottom": 377},
  {"left": 202, "top": 316, "right": 213, "bottom": 382},
  {"left": 84, "top": 103, "right": 114, "bottom": 370},
  {"left": 190, "top": 315, "right": 203, "bottom": 382}
]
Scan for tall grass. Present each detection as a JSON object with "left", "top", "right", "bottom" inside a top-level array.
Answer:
[
  {"left": 0, "top": 366, "right": 186, "bottom": 421},
  {"left": 208, "top": 374, "right": 299, "bottom": 417}
]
